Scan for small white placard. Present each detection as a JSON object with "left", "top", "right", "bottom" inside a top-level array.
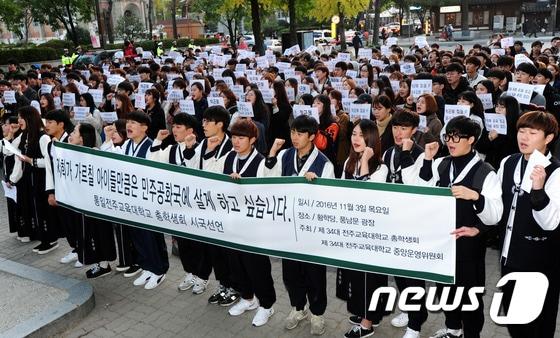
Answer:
[
  {"left": 444, "top": 104, "right": 471, "bottom": 124},
  {"left": 73, "top": 106, "right": 90, "bottom": 121},
  {"left": 484, "top": 113, "right": 508, "bottom": 135},
  {"left": 134, "top": 93, "right": 146, "bottom": 109},
  {"left": 478, "top": 93, "right": 494, "bottom": 110},
  {"left": 3, "top": 91, "right": 16, "bottom": 104},
  {"left": 62, "top": 93, "right": 76, "bottom": 107},
  {"left": 411, "top": 80, "right": 432, "bottom": 98},
  {"left": 179, "top": 99, "right": 195, "bottom": 115},
  {"left": 349, "top": 103, "right": 371, "bottom": 120},
  {"left": 292, "top": 105, "right": 319, "bottom": 122},
  {"left": 507, "top": 82, "right": 534, "bottom": 105},
  {"left": 237, "top": 102, "right": 254, "bottom": 117},
  {"left": 100, "top": 111, "right": 118, "bottom": 123}
]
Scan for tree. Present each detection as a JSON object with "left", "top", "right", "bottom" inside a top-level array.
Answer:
[
  {"left": 104, "top": 0, "right": 115, "bottom": 44},
  {"left": 190, "top": 0, "right": 247, "bottom": 49},
  {"left": 171, "top": 0, "right": 178, "bottom": 39},
  {"left": 148, "top": 0, "right": 154, "bottom": 38},
  {"left": 0, "top": 0, "right": 34, "bottom": 44},
  {"left": 115, "top": 13, "right": 145, "bottom": 40},
  {"left": 309, "top": 0, "right": 369, "bottom": 50},
  {"left": 250, "top": 0, "right": 265, "bottom": 55},
  {"left": 288, "top": 0, "right": 297, "bottom": 47},
  {"left": 28, "top": 0, "right": 94, "bottom": 46}
]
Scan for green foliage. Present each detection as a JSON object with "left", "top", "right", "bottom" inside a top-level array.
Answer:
[
  {"left": 0, "top": 47, "right": 58, "bottom": 64},
  {"left": 67, "top": 26, "right": 91, "bottom": 46},
  {"left": 115, "top": 14, "right": 145, "bottom": 40}
]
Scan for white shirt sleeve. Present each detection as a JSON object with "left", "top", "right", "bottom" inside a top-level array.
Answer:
[
  {"left": 147, "top": 139, "right": 172, "bottom": 163},
  {"left": 533, "top": 168, "right": 560, "bottom": 230},
  {"left": 401, "top": 152, "right": 427, "bottom": 185},
  {"left": 368, "top": 164, "right": 389, "bottom": 183},
  {"left": 321, "top": 161, "right": 335, "bottom": 179},
  {"left": 100, "top": 140, "right": 124, "bottom": 154},
  {"left": 476, "top": 171, "right": 504, "bottom": 225},
  {"left": 261, "top": 149, "right": 286, "bottom": 178},
  {"left": 34, "top": 134, "right": 51, "bottom": 168},
  {"left": 402, "top": 156, "right": 442, "bottom": 187}
]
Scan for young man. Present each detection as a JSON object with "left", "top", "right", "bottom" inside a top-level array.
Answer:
[
  {"left": 463, "top": 57, "right": 486, "bottom": 88},
  {"left": 514, "top": 62, "right": 546, "bottom": 111},
  {"left": 443, "top": 63, "right": 472, "bottom": 105},
  {"left": 264, "top": 115, "right": 335, "bottom": 336},
  {"left": 148, "top": 113, "right": 200, "bottom": 293},
  {"left": 382, "top": 110, "right": 427, "bottom": 338},
  {"left": 43, "top": 110, "right": 79, "bottom": 266},
  {"left": 402, "top": 116, "right": 503, "bottom": 338},
  {"left": 497, "top": 111, "right": 560, "bottom": 338},
  {"left": 183, "top": 106, "right": 238, "bottom": 303},
  {"left": 103, "top": 111, "right": 169, "bottom": 290},
  {"left": 224, "top": 119, "right": 276, "bottom": 327}
]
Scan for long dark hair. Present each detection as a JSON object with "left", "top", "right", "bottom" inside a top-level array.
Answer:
[
  {"left": 17, "top": 106, "right": 44, "bottom": 153},
  {"left": 458, "top": 91, "right": 484, "bottom": 122},
  {"left": 272, "top": 80, "right": 291, "bottom": 111},
  {"left": 247, "top": 88, "right": 270, "bottom": 129},
  {"left": 345, "top": 119, "right": 383, "bottom": 176},
  {"left": 40, "top": 93, "right": 55, "bottom": 117},
  {"left": 497, "top": 95, "right": 521, "bottom": 136},
  {"left": 79, "top": 123, "right": 97, "bottom": 148},
  {"left": 80, "top": 93, "right": 96, "bottom": 113},
  {"left": 314, "top": 94, "right": 335, "bottom": 130}
]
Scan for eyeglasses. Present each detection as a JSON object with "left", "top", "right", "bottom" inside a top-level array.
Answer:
[{"left": 443, "top": 133, "right": 469, "bottom": 143}]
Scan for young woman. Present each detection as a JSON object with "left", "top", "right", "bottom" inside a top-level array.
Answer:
[
  {"left": 270, "top": 80, "right": 292, "bottom": 150},
  {"left": 484, "top": 95, "right": 520, "bottom": 169},
  {"left": 69, "top": 123, "right": 117, "bottom": 278},
  {"left": 191, "top": 82, "right": 208, "bottom": 135},
  {"left": 77, "top": 93, "right": 103, "bottom": 135},
  {"left": 115, "top": 93, "right": 134, "bottom": 119},
  {"left": 474, "top": 80, "right": 500, "bottom": 112},
  {"left": 359, "top": 63, "right": 376, "bottom": 88},
  {"left": 395, "top": 79, "right": 411, "bottom": 107},
  {"left": 416, "top": 93, "right": 443, "bottom": 142},
  {"left": 456, "top": 91, "right": 489, "bottom": 156},
  {"left": 341, "top": 119, "right": 389, "bottom": 338},
  {"left": 39, "top": 93, "right": 56, "bottom": 117},
  {"left": 10, "top": 106, "right": 57, "bottom": 253},
  {"left": 313, "top": 94, "right": 339, "bottom": 164},
  {"left": 144, "top": 88, "right": 166, "bottom": 140},
  {"left": 372, "top": 95, "right": 395, "bottom": 152},
  {"left": 329, "top": 90, "right": 351, "bottom": 176},
  {"left": 245, "top": 88, "right": 270, "bottom": 152}
]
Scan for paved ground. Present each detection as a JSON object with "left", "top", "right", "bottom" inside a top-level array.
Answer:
[
  {"left": 0, "top": 197, "right": 558, "bottom": 338},
  {"left": 0, "top": 271, "right": 68, "bottom": 332}
]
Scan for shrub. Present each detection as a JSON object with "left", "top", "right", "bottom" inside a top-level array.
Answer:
[{"left": 0, "top": 47, "right": 58, "bottom": 65}]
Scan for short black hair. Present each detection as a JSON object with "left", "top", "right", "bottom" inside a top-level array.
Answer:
[
  {"left": 291, "top": 115, "right": 318, "bottom": 135},
  {"left": 117, "top": 81, "right": 134, "bottom": 94},
  {"left": 432, "top": 74, "right": 447, "bottom": 85},
  {"left": 45, "top": 109, "right": 71, "bottom": 127},
  {"left": 445, "top": 116, "right": 481, "bottom": 141},
  {"left": 445, "top": 62, "right": 464, "bottom": 74},
  {"left": 334, "top": 62, "right": 348, "bottom": 71},
  {"left": 127, "top": 110, "right": 151, "bottom": 126},
  {"left": 537, "top": 67, "right": 553, "bottom": 80},
  {"left": 486, "top": 68, "right": 506, "bottom": 80},
  {"left": 516, "top": 62, "right": 538, "bottom": 77},
  {"left": 392, "top": 109, "right": 419, "bottom": 128},
  {"left": 172, "top": 113, "right": 198, "bottom": 129},
  {"left": 202, "top": 106, "right": 230, "bottom": 132}
]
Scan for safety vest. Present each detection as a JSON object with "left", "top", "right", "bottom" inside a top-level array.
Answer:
[
  {"left": 61, "top": 55, "right": 72, "bottom": 65},
  {"left": 71, "top": 53, "right": 79, "bottom": 63},
  {"left": 157, "top": 47, "right": 164, "bottom": 56},
  {"left": 170, "top": 46, "right": 178, "bottom": 52}
]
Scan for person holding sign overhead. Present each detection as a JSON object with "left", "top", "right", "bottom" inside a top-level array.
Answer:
[{"left": 264, "top": 115, "right": 334, "bottom": 336}]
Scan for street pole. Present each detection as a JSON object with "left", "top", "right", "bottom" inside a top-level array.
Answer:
[{"left": 551, "top": 0, "right": 558, "bottom": 35}]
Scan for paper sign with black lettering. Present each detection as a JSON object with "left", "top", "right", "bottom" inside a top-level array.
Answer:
[
  {"left": 100, "top": 112, "right": 118, "bottom": 123},
  {"left": 293, "top": 105, "right": 319, "bottom": 122},
  {"left": 208, "top": 97, "right": 225, "bottom": 108},
  {"left": 484, "top": 113, "right": 507, "bottom": 135},
  {"left": 73, "top": 107, "right": 89, "bottom": 121},
  {"left": 411, "top": 80, "right": 432, "bottom": 98},
  {"left": 134, "top": 94, "right": 146, "bottom": 109},
  {"left": 477, "top": 93, "right": 494, "bottom": 110},
  {"left": 507, "top": 82, "right": 534, "bottom": 105},
  {"left": 444, "top": 105, "right": 471, "bottom": 124},
  {"left": 358, "top": 48, "right": 373, "bottom": 60},
  {"left": 62, "top": 93, "right": 76, "bottom": 107},
  {"left": 237, "top": 102, "right": 254, "bottom": 117},
  {"left": 179, "top": 99, "right": 195, "bottom": 115},
  {"left": 349, "top": 104, "right": 371, "bottom": 120}
]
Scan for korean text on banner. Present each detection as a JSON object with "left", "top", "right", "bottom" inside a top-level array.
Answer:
[{"left": 53, "top": 142, "right": 457, "bottom": 284}]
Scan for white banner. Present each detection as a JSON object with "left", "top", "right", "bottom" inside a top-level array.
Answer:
[{"left": 53, "top": 143, "right": 457, "bottom": 283}]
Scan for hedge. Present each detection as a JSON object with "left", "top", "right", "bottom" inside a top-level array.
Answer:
[
  {"left": 0, "top": 47, "right": 58, "bottom": 65},
  {"left": 0, "top": 37, "right": 222, "bottom": 65}
]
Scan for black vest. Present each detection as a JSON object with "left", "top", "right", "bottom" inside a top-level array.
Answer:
[
  {"left": 223, "top": 149, "right": 265, "bottom": 177},
  {"left": 383, "top": 144, "right": 423, "bottom": 183},
  {"left": 437, "top": 156, "right": 494, "bottom": 261},
  {"left": 124, "top": 137, "right": 153, "bottom": 158},
  {"left": 499, "top": 153, "right": 560, "bottom": 271},
  {"left": 281, "top": 147, "right": 329, "bottom": 177}
]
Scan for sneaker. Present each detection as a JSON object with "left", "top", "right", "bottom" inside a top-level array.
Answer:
[
  {"left": 430, "top": 328, "right": 463, "bottom": 338},
  {"left": 19, "top": 237, "right": 30, "bottom": 243},
  {"left": 178, "top": 273, "right": 195, "bottom": 291},
  {"left": 228, "top": 297, "right": 259, "bottom": 316},
  {"left": 310, "top": 314, "right": 325, "bottom": 335},
  {"left": 219, "top": 288, "right": 241, "bottom": 307},
  {"left": 145, "top": 273, "right": 166, "bottom": 290},
  {"left": 115, "top": 264, "right": 130, "bottom": 272},
  {"left": 86, "top": 264, "right": 112, "bottom": 279},
  {"left": 349, "top": 316, "right": 380, "bottom": 327},
  {"left": 391, "top": 312, "right": 409, "bottom": 328},
  {"left": 403, "top": 328, "right": 420, "bottom": 338},
  {"left": 285, "top": 307, "right": 308, "bottom": 330},
  {"left": 192, "top": 277, "right": 208, "bottom": 295},
  {"left": 60, "top": 251, "right": 78, "bottom": 264},
  {"left": 37, "top": 242, "right": 59, "bottom": 255},
  {"left": 133, "top": 270, "right": 152, "bottom": 286},
  {"left": 252, "top": 306, "right": 274, "bottom": 327},
  {"left": 74, "top": 260, "right": 83, "bottom": 268},
  {"left": 123, "top": 265, "right": 142, "bottom": 278},
  {"left": 344, "top": 325, "right": 375, "bottom": 338},
  {"left": 32, "top": 243, "right": 42, "bottom": 253},
  {"left": 208, "top": 284, "right": 227, "bottom": 304}
]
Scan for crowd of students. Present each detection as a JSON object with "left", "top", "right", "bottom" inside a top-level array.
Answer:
[{"left": 0, "top": 36, "right": 559, "bottom": 338}]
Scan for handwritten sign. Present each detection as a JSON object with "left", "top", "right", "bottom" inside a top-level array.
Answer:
[
  {"left": 73, "top": 107, "right": 90, "bottom": 121},
  {"left": 237, "top": 102, "right": 254, "bottom": 117},
  {"left": 179, "top": 99, "right": 195, "bottom": 115},
  {"left": 411, "top": 80, "right": 432, "bottom": 98},
  {"left": 62, "top": 93, "right": 76, "bottom": 107},
  {"left": 134, "top": 93, "right": 146, "bottom": 109},
  {"left": 477, "top": 93, "right": 494, "bottom": 110},
  {"left": 349, "top": 103, "right": 371, "bottom": 120},
  {"left": 484, "top": 113, "right": 507, "bottom": 135},
  {"left": 293, "top": 105, "right": 319, "bottom": 122},
  {"left": 507, "top": 82, "right": 534, "bottom": 105}
]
